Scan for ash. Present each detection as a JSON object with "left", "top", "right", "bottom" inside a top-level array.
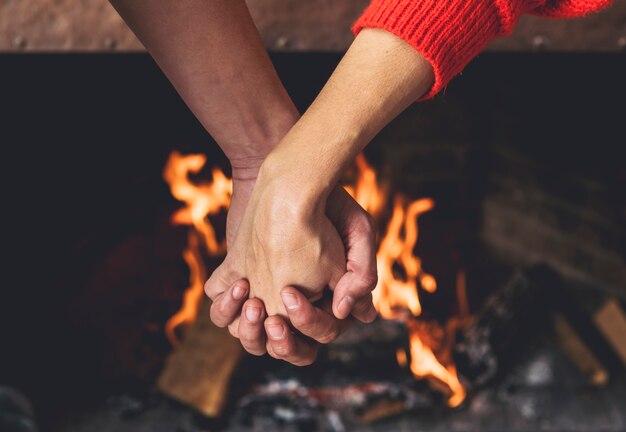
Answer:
[{"left": 43, "top": 326, "right": 626, "bottom": 432}]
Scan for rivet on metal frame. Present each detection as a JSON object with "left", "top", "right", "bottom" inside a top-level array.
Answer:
[
  {"left": 103, "top": 37, "right": 118, "bottom": 50},
  {"left": 532, "top": 35, "right": 547, "bottom": 51},
  {"left": 12, "top": 35, "right": 27, "bottom": 50},
  {"left": 275, "top": 36, "right": 290, "bottom": 49}
]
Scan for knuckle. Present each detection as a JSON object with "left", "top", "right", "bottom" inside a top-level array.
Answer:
[
  {"left": 267, "top": 345, "right": 282, "bottom": 360},
  {"left": 218, "top": 294, "right": 237, "bottom": 316},
  {"left": 217, "top": 297, "right": 228, "bottom": 314},
  {"left": 272, "top": 342, "right": 290, "bottom": 357},
  {"left": 240, "top": 333, "right": 266, "bottom": 356},
  {"left": 317, "top": 328, "right": 339, "bottom": 344},
  {"left": 209, "top": 300, "right": 227, "bottom": 327},
  {"left": 204, "top": 273, "right": 224, "bottom": 300},
  {"left": 239, "top": 325, "right": 260, "bottom": 345},
  {"left": 293, "top": 349, "right": 318, "bottom": 366},
  {"left": 204, "top": 278, "right": 217, "bottom": 300},
  {"left": 354, "top": 296, "right": 374, "bottom": 313},
  {"left": 353, "top": 211, "right": 376, "bottom": 237},
  {"left": 228, "top": 322, "right": 240, "bottom": 338},
  {"left": 292, "top": 309, "right": 315, "bottom": 329},
  {"left": 364, "top": 212, "right": 376, "bottom": 233},
  {"left": 204, "top": 263, "right": 237, "bottom": 299},
  {"left": 293, "top": 357, "right": 314, "bottom": 367},
  {"left": 238, "top": 327, "right": 253, "bottom": 342},
  {"left": 353, "top": 300, "right": 377, "bottom": 323},
  {"left": 357, "top": 272, "right": 378, "bottom": 292},
  {"left": 245, "top": 346, "right": 266, "bottom": 357}
]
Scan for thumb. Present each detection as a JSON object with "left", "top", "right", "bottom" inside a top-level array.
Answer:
[{"left": 326, "top": 188, "right": 378, "bottom": 321}]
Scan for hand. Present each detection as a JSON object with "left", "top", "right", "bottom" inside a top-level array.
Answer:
[
  {"left": 206, "top": 168, "right": 378, "bottom": 365},
  {"left": 222, "top": 174, "right": 347, "bottom": 318},
  {"left": 206, "top": 25, "right": 434, "bottom": 366}
]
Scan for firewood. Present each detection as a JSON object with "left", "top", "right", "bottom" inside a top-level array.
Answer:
[
  {"left": 453, "top": 266, "right": 551, "bottom": 386},
  {"left": 593, "top": 298, "right": 626, "bottom": 368},
  {"left": 553, "top": 313, "right": 609, "bottom": 386},
  {"left": 157, "top": 299, "right": 243, "bottom": 417},
  {"left": 546, "top": 278, "right": 624, "bottom": 372},
  {"left": 356, "top": 398, "right": 408, "bottom": 424}
]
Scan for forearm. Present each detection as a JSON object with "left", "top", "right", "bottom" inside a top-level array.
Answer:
[
  {"left": 110, "top": 0, "right": 298, "bottom": 176},
  {"left": 260, "top": 29, "right": 434, "bottom": 207}
]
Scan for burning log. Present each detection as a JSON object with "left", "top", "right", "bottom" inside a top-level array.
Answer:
[
  {"left": 453, "top": 266, "right": 552, "bottom": 386},
  {"left": 355, "top": 399, "right": 410, "bottom": 424},
  {"left": 234, "top": 379, "right": 433, "bottom": 429},
  {"left": 159, "top": 151, "right": 467, "bottom": 416},
  {"left": 157, "top": 299, "right": 243, "bottom": 417},
  {"left": 454, "top": 265, "right": 623, "bottom": 389},
  {"left": 323, "top": 319, "right": 408, "bottom": 371},
  {"left": 158, "top": 152, "right": 242, "bottom": 417}
]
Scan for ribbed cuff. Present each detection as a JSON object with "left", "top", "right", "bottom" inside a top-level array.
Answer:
[
  {"left": 353, "top": 0, "right": 614, "bottom": 98},
  {"left": 531, "top": 0, "right": 613, "bottom": 18},
  {"left": 353, "top": 0, "right": 511, "bottom": 99}
]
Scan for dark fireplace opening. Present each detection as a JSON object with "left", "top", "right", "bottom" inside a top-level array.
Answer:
[{"left": 0, "top": 52, "right": 624, "bottom": 432}]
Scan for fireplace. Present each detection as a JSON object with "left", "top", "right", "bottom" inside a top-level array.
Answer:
[{"left": 1, "top": 44, "right": 625, "bottom": 432}]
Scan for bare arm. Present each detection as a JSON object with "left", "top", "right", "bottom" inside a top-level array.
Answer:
[
  {"left": 210, "top": 28, "right": 433, "bottom": 323},
  {"left": 260, "top": 28, "right": 435, "bottom": 207},
  {"left": 110, "top": 0, "right": 378, "bottom": 366},
  {"left": 109, "top": 0, "right": 299, "bottom": 176}
]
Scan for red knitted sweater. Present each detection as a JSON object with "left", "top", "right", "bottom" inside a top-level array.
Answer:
[{"left": 353, "top": 0, "right": 613, "bottom": 98}]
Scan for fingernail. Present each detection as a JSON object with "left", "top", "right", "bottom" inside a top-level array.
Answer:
[
  {"left": 232, "top": 283, "right": 247, "bottom": 300},
  {"left": 338, "top": 296, "right": 354, "bottom": 318},
  {"left": 281, "top": 292, "right": 298, "bottom": 310},
  {"left": 245, "top": 305, "right": 262, "bottom": 323},
  {"left": 267, "top": 323, "right": 285, "bottom": 340}
]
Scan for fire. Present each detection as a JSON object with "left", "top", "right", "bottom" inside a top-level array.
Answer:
[
  {"left": 163, "top": 152, "right": 232, "bottom": 255},
  {"left": 347, "top": 154, "right": 466, "bottom": 407},
  {"left": 162, "top": 151, "right": 232, "bottom": 346},
  {"left": 163, "top": 151, "right": 466, "bottom": 406},
  {"left": 373, "top": 196, "right": 436, "bottom": 317}
]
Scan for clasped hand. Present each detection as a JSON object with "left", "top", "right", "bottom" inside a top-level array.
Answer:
[{"left": 204, "top": 161, "right": 378, "bottom": 365}]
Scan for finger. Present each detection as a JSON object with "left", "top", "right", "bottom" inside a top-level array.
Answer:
[
  {"left": 228, "top": 317, "right": 240, "bottom": 338},
  {"left": 209, "top": 279, "right": 249, "bottom": 328},
  {"left": 332, "top": 267, "right": 378, "bottom": 322},
  {"left": 264, "top": 316, "right": 318, "bottom": 366},
  {"left": 326, "top": 188, "right": 378, "bottom": 320},
  {"left": 238, "top": 298, "right": 267, "bottom": 356},
  {"left": 204, "top": 263, "right": 234, "bottom": 301},
  {"left": 280, "top": 287, "right": 340, "bottom": 344},
  {"left": 351, "top": 292, "right": 378, "bottom": 323},
  {"left": 317, "top": 294, "right": 357, "bottom": 333}
]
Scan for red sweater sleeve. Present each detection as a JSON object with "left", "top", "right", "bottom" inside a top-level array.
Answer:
[{"left": 353, "top": 0, "right": 613, "bottom": 99}]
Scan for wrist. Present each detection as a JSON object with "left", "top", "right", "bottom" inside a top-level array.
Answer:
[
  {"left": 225, "top": 109, "right": 300, "bottom": 183},
  {"left": 258, "top": 123, "right": 362, "bottom": 201},
  {"left": 255, "top": 151, "right": 331, "bottom": 220},
  {"left": 229, "top": 154, "right": 267, "bottom": 182}
]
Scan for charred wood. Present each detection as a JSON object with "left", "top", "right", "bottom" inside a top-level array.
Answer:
[{"left": 453, "top": 266, "right": 553, "bottom": 387}]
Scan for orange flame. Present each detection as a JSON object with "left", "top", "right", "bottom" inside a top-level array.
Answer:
[
  {"left": 163, "top": 151, "right": 232, "bottom": 255},
  {"left": 163, "top": 151, "right": 466, "bottom": 406},
  {"left": 162, "top": 151, "right": 232, "bottom": 346},
  {"left": 346, "top": 154, "right": 466, "bottom": 407},
  {"left": 373, "top": 196, "right": 436, "bottom": 317}
]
